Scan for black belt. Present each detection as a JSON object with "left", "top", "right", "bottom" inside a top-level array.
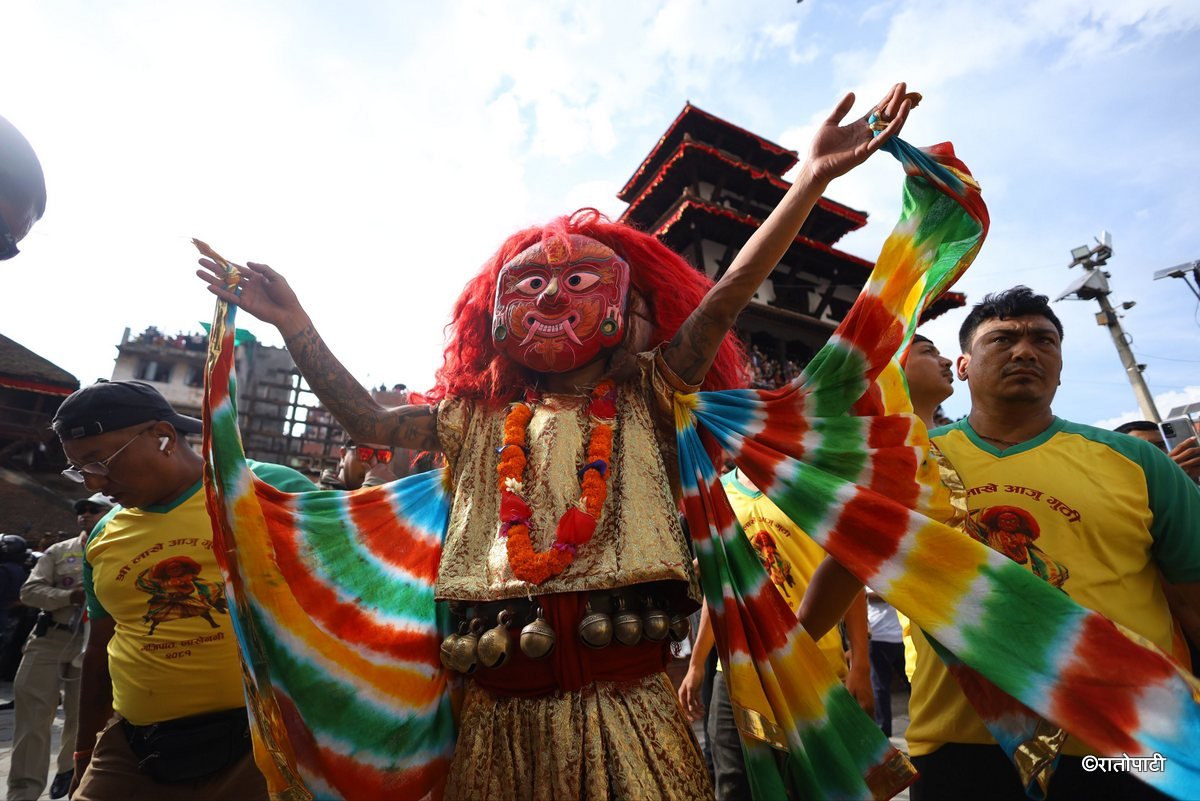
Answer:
[{"left": 122, "top": 708, "right": 251, "bottom": 784}]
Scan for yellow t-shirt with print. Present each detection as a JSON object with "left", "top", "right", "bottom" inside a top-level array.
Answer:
[
  {"left": 907, "top": 417, "right": 1200, "bottom": 757},
  {"left": 84, "top": 463, "right": 314, "bottom": 726},
  {"left": 723, "top": 471, "right": 848, "bottom": 679}
]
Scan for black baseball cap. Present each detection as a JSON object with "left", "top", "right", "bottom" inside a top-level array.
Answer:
[
  {"left": 73, "top": 492, "right": 115, "bottom": 513},
  {"left": 52, "top": 380, "right": 203, "bottom": 440}
]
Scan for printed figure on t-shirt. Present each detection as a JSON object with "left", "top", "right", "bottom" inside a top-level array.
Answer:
[
  {"left": 750, "top": 529, "right": 796, "bottom": 592},
  {"left": 135, "top": 556, "right": 227, "bottom": 635},
  {"left": 974, "top": 505, "right": 1069, "bottom": 589}
]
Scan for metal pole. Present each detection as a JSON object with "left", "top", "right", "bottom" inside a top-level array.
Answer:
[{"left": 1095, "top": 293, "right": 1161, "bottom": 422}]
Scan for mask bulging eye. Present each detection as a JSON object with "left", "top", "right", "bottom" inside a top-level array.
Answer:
[
  {"left": 565, "top": 272, "right": 599, "bottom": 291},
  {"left": 515, "top": 275, "right": 547, "bottom": 295}
]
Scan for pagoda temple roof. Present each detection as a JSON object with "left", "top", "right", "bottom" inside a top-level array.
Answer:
[
  {"left": 0, "top": 333, "right": 79, "bottom": 396},
  {"left": 654, "top": 196, "right": 874, "bottom": 272},
  {"left": 619, "top": 140, "right": 867, "bottom": 245},
  {"left": 617, "top": 103, "right": 798, "bottom": 203},
  {"left": 651, "top": 197, "right": 966, "bottom": 322}
]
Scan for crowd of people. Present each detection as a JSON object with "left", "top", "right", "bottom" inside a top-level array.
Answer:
[
  {"left": 3, "top": 76, "right": 1199, "bottom": 801},
  {"left": 747, "top": 344, "right": 804, "bottom": 389}
]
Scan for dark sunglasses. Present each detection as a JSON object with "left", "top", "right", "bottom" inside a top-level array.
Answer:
[
  {"left": 355, "top": 446, "right": 393, "bottom": 464},
  {"left": 0, "top": 213, "right": 18, "bottom": 261}
]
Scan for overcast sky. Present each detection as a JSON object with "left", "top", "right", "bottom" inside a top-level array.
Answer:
[{"left": 3, "top": 0, "right": 1198, "bottom": 428}]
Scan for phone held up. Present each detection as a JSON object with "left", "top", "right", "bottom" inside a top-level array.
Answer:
[{"left": 1159, "top": 416, "right": 1197, "bottom": 453}]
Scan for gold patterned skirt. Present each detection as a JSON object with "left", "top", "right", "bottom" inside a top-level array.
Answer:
[{"left": 446, "top": 672, "right": 713, "bottom": 801}]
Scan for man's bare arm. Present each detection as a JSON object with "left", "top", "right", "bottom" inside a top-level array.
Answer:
[
  {"left": 71, "top": 616, "right": 115, "bottom": 796},
  {"left": 283, "top": 322, "right": 438, "bottom": 451},
  {"left": 1164, "top": 581, "right": 1200, "bottom": 649},
  {"left": 798, "top": 556, "right": 864, "bottom": 640},
  {"left": 663, "top": 84, "right": 913, "bottom": 386},
  {"left": 197, "top": 255, "right": 438, "bottom": 451}
]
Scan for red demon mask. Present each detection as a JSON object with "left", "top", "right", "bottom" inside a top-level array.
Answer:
[{"left": 492, "top": 235, "right": 630, "bottom": 373}]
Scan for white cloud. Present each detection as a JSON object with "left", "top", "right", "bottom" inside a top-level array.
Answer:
[
  {"left": 2, "top": 0, "right": 1197, "bottom": 434},
  {"left": 0, "top": 0, "right": 818, "bottom": 391},
  {"left": 1093, "top": 386, "right": 1200, "bottom": 430}
]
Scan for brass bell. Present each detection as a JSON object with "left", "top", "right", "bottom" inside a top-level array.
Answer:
[
  {"left": 453, "top": 618, "right": 483, "bottom": 674},
  {"left": 443, "top": 621, "right": 469, "bottom": 671},
  {"left": 520, "top": 605, "right": 556, "bottom": 659},
  {"left": 613, "top": 597, "right": 643, "bottom": 647},
  {"left": 578, "top": 600, "right": 613, "bottom": 649},
  {"left": 668, "top": 613, "right": 692, "bottom": 643},
  {"left": 642, "top": 598, "right": 670, "bottom": 642},
  {"left": 439, "top": 629, "right": 461, "bottom": 670},
  {"left": 477, "top": 610, "right": 514, "bottom": 669}
]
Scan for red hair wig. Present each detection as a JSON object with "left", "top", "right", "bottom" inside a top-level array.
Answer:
[{"left": 429, "top": 209, "right": 748, "bottom": 403}]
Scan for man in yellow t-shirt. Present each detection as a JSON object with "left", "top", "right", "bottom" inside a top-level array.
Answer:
[
  {"left": 52, "top": 381, "right": 315, "bottom": 801},
  {"left": 907, "top": 287, "right": 1200, "bottom": 801}
]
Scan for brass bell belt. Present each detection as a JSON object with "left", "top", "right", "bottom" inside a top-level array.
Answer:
[{"left": 440, "top": 583, "right": 694, "bottom": 675}]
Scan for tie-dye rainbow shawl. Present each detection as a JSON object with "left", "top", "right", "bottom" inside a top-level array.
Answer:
[
  {"left": 201, "top": 301, "right": 457, "bottom": 800},
  {"left": 674, "top": 137, "right": 1200, "bottom": 800},
  {"left": 199, "top": 135, "right": 1200, "bottom": 801}
]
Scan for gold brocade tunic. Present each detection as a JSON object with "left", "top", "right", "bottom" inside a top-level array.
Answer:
[{"left": 434, "top": 351, "right": 701, "bottom": 605}]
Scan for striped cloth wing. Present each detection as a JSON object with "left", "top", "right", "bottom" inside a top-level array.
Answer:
[
  {"left": 677, "top": 416, "right": 915, "bottom": 800},
  {"left": 201, "top": 289, "right": 456, "bottom": 800},
  {"left": 678, "top": 139, "right": 1200, "bottom": 800}
]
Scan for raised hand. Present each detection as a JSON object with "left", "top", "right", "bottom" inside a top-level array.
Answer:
[
  {"left": 196, "top": 255, "right": 309, "bottom": 339},
  {"left": 1168, "top": 436, "right": 1200, "bottom": 480},
  {"left": 806, "top": 82, "right": 915, "bottom": 185}
]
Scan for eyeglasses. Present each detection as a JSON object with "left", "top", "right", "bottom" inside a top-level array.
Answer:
[
  {"left": 62, "top": 425, "right": 154, "bottom": 483},
  {"left": 355, "top": 445, "right": 394, "bottom": 464},
  {"left": 0, "top": 213, "right": 18, "bottom": 261}
]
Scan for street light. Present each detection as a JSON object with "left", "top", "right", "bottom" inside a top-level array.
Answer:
[
  {"left": 1055, "top": 234, "right": 1161, "bottom": 422},
  {"left": 1152, "top": 259, "right": 1200, "bottom": 303}
]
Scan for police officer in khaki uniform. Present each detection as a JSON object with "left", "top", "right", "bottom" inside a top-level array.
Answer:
[{"left": 7, "top": 494, "right": 109, "bottom": 801}]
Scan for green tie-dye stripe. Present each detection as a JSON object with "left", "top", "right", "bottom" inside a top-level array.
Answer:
[
  {"left": 802, "top": 345, "right": 870, "bottom": 418},
  {"left": 252, "top": 605, "right": 454, "bottom": 757},
  {"left": 294, "top": 495, "right": 435, "bottom": 617}
]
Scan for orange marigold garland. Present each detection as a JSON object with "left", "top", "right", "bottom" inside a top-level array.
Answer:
[{"left": 498, "top": 379, "right": 617, "bottom": 584}]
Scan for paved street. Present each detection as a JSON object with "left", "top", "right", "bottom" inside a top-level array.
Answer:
[{"left": 0, "top": 682, "right": 70, "bottom": 801}]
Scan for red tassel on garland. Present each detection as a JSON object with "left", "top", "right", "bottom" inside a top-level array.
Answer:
[{"left": 555, "top": 506, "right": 597, "bottom": 546}]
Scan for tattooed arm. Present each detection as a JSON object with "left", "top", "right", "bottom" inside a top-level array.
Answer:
[
  {"left": 283, "top": 321, "right": 439, "bottom": 450},
  {"left": 197, "top": 260, "right": 438, "bottom": 451},
  {"left": 663, "top": 83, "right": 914, "bottom": 386}
]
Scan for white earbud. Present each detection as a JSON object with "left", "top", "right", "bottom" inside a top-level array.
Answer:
[{"left": 158, "top": 437, "right": 170, "bottom": 452}]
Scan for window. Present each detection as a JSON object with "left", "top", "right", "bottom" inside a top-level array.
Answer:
[{"left": 135, "top": 360, "right": 173, "bottom": 383}]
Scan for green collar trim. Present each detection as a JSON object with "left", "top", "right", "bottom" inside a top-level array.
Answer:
[
  {"left": 960, "top": 416, "right": 1065, "bottom": 457},
  {"left": 143, "top": 479, "right": 203, "bottom": 514},
  {"left": 723, "top": 471, "right": 763, "bottom": 499}
]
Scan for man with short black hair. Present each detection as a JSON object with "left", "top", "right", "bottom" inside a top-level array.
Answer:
[
  {"left": 907, "top": 287, "right": 1200, "bottom": 800},
  {"left": 52, "top": 380, "right": 315, "bottom": 800},
  {"left": 904, "top": 333, "right": 955, "bottom": 428},
  {"left": 0, "top": 116, "right": 46, "bottom": 261},
  {"left": 1114, "top": 419, "right": 1200, "bottom": 479}
]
